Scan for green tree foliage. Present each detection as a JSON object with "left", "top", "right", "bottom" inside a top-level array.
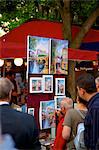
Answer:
[{"left": 0, "top": 0, "right": 98, "bottom": 31}]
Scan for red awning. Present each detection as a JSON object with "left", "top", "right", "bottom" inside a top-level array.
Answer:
[{"left": 0, "top": 20, "right": 98, "bottom": 60}]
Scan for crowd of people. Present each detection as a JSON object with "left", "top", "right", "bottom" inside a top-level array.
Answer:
[{"left": 0, "top": 73, "right": 99, "bottom": 150}]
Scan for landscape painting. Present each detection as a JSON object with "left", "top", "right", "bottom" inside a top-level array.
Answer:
[
  {"left": 30, "top": 77, "right": 42, "bottom": 93},
  {"left": 39, "top": 100, "right": 55, "bottom": 129},
  {"left": 27, "top": 36, "right": 50, "bottom": 74},
  {"left": 55, "top": 78, "right": 65, "bottom": 95},
  {"left": 51, "top": 39, "right": 68, "bottom": 74},
  {"left": 54, "top": 96, "right": 66, "bottom": 110},
  {"left": 43, "top": 75, "right": 53, "bottom": 93}
]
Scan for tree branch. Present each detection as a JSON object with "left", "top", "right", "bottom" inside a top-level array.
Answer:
[
  {"left": 55, "top": 0, "right": 64, "bottom": 17},
  {"left": 70, "top": 7, "right": 99, "bottom": 48}
]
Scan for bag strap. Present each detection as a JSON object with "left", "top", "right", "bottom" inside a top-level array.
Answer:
[
  {"left": 75, "top": 109, "right": 85, "bottom": 119},
  {"left": 72, "top": 109, "right": 86, "bottom": 138}
]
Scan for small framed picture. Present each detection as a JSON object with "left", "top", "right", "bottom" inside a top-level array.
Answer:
[
  {"left": 39, "top": 100, "right": 55, "bottom": 130},
  {"left": 55, "top": 78, "right": 65, "bottom": 95},
  {"left": 28, "top": 108, "right": 34, "bottom": 116},
  {"left": 54, "top": 96, "right": 66, "bottom": 110},
  {"left": 43, "top": 75, "right": 53, "bottom": 93},
  {"left": 30, "top": 77, "right": 42, "bottom": 93}
]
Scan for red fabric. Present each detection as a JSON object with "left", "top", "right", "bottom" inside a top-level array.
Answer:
[
  {"left": 53, "top": 118, "right": 66, "bottom": 150},
  {"left": 68, "top": 48, "right": 98, "bottom": 61},
  {"left": 0, "top": 20, "right": 98, "bottom": 60}
]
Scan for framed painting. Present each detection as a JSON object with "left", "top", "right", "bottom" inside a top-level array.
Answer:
[
  {"left": 29, "top": 77, "right": 42, "bottom": 93},
  {"left": 54, "top": 96, "right": 66, "bottom": 110},
  {"left": 42, "top": 75, "right": 53, "bottom": 93},
  {"left": 28, "top": 108, "right": 34, "bottom": 116},
  {"left": 39, "top": 100, "right": 55, "bottom": 130},
  {"left": 27, "top": 36, "right": 50, "bottom": 74},
  {"left": 55, "top": 78, "right": 65, "bottom": 95},
  {"left": 51, "top": 38, "right": 68, "bottom": 74}
]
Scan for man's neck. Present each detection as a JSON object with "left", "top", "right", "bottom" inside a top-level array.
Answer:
[{"left": 86, "top": 92, "right": 98, "bottom": 102}]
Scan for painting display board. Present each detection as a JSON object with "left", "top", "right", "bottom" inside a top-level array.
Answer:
[
  {"left": 27, "top": 36, "right": 68, "bottom": 75},
  {"left": 27, "top": 36, "right": 68, "bottom": 130}
]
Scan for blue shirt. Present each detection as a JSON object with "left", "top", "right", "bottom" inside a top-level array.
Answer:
[{"left": 84, "top": 93, "right": 99, "bottom": 150}]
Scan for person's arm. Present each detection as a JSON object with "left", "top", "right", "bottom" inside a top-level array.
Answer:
[
  {"left": 62, "top": 110, "right": 72, "bottom": 141},
  {"left": 62, "top": 126, "right": 71, "bottom": 140}
]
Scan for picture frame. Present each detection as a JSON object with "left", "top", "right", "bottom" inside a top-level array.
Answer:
[
  {"left": 54, "top": 96, "right": 66, "bottom": 110},
  {"left": 55, "top": 78, "right": 65, "bottom": 95},
  {"left": 30, "top": 77, "right": 42, "bottom": 93},
  {"left": 28, "top": 108, "right": 34, "bottom": 116},
  {"left": 39, "top": 100, "right": 55, "bottom": 130},
  {"left": 51, "top": 38, "right": 68, "bottom": 74},
  {"left": 27, "top": 36, "right": 50, "bottom": 74},
  {"left": 42, "top": 75, "right": 53, "bottom": 93}
]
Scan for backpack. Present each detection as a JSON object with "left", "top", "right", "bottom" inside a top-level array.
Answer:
[{"left": 74, "top": 110, "right": 87, "bottom": 150}]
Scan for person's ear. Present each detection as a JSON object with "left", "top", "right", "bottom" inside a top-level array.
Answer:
[{"left": 80, "top": 88, "right": 86, "bottom": 95}]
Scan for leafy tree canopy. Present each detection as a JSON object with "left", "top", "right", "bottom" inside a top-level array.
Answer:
[{"left": 0, "top": 0, "right": 98, "bottom": 32}]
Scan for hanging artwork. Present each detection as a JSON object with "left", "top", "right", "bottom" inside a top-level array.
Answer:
[
  {"left": 39, "top": 100, "right": 55, "bottom": 129},
  {"left": 51, "top": 39, "right": 68, "bottom": 74},
  {"left": 28, "top": 108, "right": 35, "bottom": 116},
  {"left": 55, "top": 78, "right": 65, "bottom": 95},
  {"left": 54, "top": 96, "right": 66, "bottom": 110},
  {"left": 27, "top": 36, "right": 50, "bottom": 74},
  {"left": 30, "top": 77, "right": 42, "bottom": 93},
  {"left": 42, "top": 75, "right": 53, "bottom": 93}
]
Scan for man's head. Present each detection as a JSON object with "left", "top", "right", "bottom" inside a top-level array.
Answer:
[
  {"left": 5, "top": 71, "right": 15, "bottom": 81},
  {"left": 95, "top": 77, "right": 99, "bottom": 92},
  {"left": 76, "top": 73, "right": 97, "bottom": 101},
  {"left": 60, "top": 97, "right": 73, "bottom": 115},
  {"left": 0, "top": 77, "right": 14, "bottom": 102},
  {"left": 5, "top": 71, "right": 12, "bottom": 80}
]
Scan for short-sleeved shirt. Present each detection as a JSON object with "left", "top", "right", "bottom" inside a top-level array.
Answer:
[{"left": 63, "top": 108, "right": 87, "bottom": 150}]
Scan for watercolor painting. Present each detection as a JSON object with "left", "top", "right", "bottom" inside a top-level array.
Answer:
[
  {"left": 55, "top": 78, "right": 65, "bottom": 95},
  {"left": 27, "top": 36, "right": 50, "bottom": 74},
  {"left": 39, "top": 100, "right": 55, "bottom": 129},
  {"left": 54, "top": 96, "right": 66, "bottom": 110},
  {"left": 51, "top": 39, "right": 68, "bottom": 74},
  {"left": 30, "top": 77, "right": 42, "bottom": 93},
  {"left": 43, "top": 75, "right": 53, "bottom": 93}
]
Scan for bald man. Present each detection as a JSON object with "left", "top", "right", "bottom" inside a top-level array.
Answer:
[{"left": 53, "top": 97, "right": 73, "bottom": 150}]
